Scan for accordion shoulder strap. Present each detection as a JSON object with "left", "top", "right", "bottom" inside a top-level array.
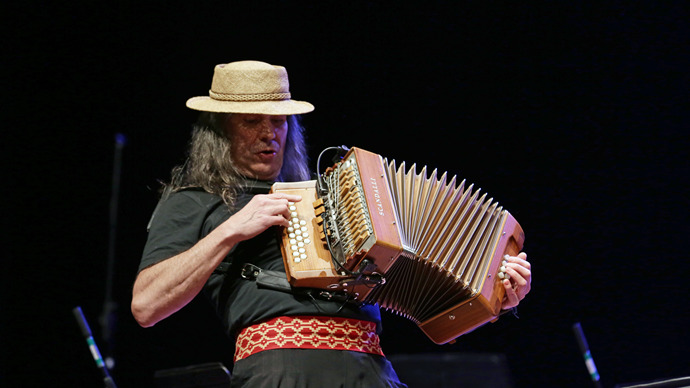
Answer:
[
  {"left": 239, "top": 263, "right": 361, "bottom": 306},
  {"left": 241, "top": 263, "right": 293, "bottom": 293}
]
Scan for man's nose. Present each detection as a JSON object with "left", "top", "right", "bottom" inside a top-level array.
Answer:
[{"left": 257, "top": 119, "right": 277, "bottom": 139}]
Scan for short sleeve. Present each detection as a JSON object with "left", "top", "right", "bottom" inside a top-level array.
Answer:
[{"left": 138, "top": 191, "right": 222, "bottom": 273}]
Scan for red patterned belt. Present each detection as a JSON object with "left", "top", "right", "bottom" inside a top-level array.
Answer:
[{"left": 234, "top": 316, "right": 384, "bottom": 362}]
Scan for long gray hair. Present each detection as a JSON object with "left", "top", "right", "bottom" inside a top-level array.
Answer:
[{"left": 163, "top": 112, "right": 310, "bottom": 206}]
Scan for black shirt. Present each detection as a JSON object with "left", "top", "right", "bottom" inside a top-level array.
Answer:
[{"left": 139, "top": 186, "right": 381, "bottom": 338}]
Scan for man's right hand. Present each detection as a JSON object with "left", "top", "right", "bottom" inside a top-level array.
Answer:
[{"left": 224, "top": 193, "right": 303, "bottom": 242}]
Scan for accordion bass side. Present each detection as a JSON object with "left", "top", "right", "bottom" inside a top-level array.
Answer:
[{"left": 271, "top": 147, "right": 525, "bottom": 344}]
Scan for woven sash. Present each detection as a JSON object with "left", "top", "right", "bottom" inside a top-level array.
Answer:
[{"left": 234, "top": 316, "right": 384, "bottom": 362}]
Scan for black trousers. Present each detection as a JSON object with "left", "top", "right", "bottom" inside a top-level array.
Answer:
[{"left": 230, "top": 349, "right": 407, "bottom": 388}]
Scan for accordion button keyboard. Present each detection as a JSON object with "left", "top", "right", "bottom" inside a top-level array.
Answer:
[
  {"left": 497, "top": 259, "right": 511, "bottom": 280},
  {"left": 287, "top": 204, "right": 313, "bottom": 263}
]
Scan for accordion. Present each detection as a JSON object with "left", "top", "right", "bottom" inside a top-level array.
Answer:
[{"left": 271, "top": 147, "right": 525, "bottom": 344}]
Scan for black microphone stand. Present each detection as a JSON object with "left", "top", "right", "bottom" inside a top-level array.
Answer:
[
  {"left": 100, "top": 133, "right": 126, "bottom": 371},
  {"left": 73, "top": 306, "right": 118, "bottom": 388}
]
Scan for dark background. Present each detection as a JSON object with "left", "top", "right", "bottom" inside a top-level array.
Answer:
[{"left": 3, "top": 1, "right": 688, "bottom": 387}]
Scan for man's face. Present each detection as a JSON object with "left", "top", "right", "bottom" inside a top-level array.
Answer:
[{"left": 225, "top": 113, "right": 288, "bottom": 181}]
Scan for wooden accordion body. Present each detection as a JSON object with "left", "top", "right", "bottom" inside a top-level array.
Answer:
[{"left": 271, "top": 147, "right": 525, "bottom": 344}]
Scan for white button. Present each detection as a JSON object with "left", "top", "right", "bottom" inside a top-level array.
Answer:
[
  {"left": 296, "top": 236, "right": 303, "bottom": 241},
  {"left": 291, "top": 245, "right": 298, "bottom": 251},
  {"left": 287, "top": 227, "right": 294, "bottom": 233},
  {"left": 289, "top": 205, "right": 296, "bottom": 211},
  {"left": 289, "top": 239, "right": 297, "bottom": 245},
  {"left": 294, "top": 257, "right": 301, "bottom": 263},
  {"left": 300, "top": 226, "right": 308, "bottom": 232},
  {"left": 298, "top": 242, "right": 304, "bottom": 247},
  {"left": 304, "top": 238, "right": 311, "bottom": 244},
  {"left": 299, "top": 248, "right": 306, "bottom": 253},
  {"left": 292, "top": 218, "right": 299, "bottom": 223},
  {"left": 291, "top": 211, "right": 298, "bottom": 217},
  {"left": 302, "top": 232, "right": 309, "bottom": 238},
  {"left": 299, "top": 220, "right": 307, "bottom": 226},
  {"left": 300, "top": 254, "right": 307, "bottom": 259},
  {"left": 289, "top": 233, "right": 296, "bottom": 239}
]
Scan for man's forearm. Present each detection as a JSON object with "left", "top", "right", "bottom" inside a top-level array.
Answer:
[{"left": 131, "top": 224, "right": 238, "bottom": 327}]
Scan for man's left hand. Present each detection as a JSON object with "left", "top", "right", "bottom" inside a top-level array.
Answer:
[{"left": 500, "top": 252, "right": 531, "bottom": 310}]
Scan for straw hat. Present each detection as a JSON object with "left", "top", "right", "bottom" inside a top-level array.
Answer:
[{"left": 186, "top": 60, "right": 315, "bottom": 115}]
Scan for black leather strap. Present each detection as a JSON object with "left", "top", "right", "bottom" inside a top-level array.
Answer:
[
  {"left": 240, "top": 263, "right": 361, "bottom": 306},
  {"left": 241, "top": 263, "right": 292, "bottom": 292}
]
